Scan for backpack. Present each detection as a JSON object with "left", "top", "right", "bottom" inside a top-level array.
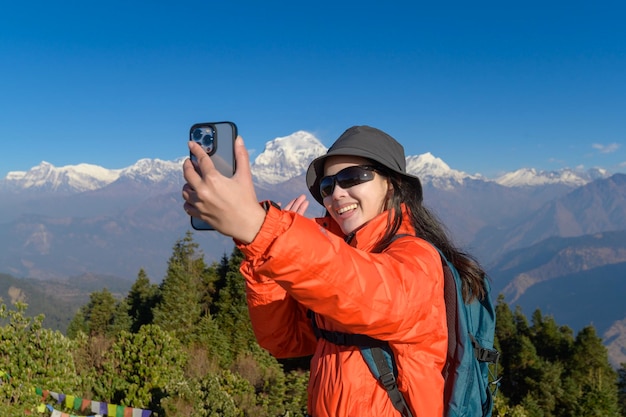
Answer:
[{"left": 310, "top": 243, "right": 500, "bottom": 417}]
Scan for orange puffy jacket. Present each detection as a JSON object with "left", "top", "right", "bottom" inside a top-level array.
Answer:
[{"left": 238, "top": 204, "right": 447, "bottom": 417}]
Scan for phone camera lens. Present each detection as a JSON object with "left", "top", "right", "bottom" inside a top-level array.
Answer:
[
  {"left": 192, "top": 128, "right": 203, "bottom": 141},
  {"left": 200, "top": 129, "right": 211, "bottom": 142},
  {"left": 202, "top": 134, "right": 214, "bottom": 148}
]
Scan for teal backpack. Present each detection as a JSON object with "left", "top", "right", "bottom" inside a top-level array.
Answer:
[{"left": 311, "top": 244, "right": 500, "bottom": 417}]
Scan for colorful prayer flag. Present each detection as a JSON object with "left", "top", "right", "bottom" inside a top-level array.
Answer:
[
  {"left": 65, "top": 394, "right": 75, "bottom": 409},
  {"left": 81, "top": 398, "right": 91, "bottom": 411}
]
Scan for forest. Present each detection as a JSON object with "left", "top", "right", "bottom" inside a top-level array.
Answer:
[{"left": 1, "top": 232, "right": 625, "bottom": 417}]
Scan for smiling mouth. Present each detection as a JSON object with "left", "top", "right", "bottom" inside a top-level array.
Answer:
[{"left": 336, "top": 203, "right": 358, "bottom": 215}]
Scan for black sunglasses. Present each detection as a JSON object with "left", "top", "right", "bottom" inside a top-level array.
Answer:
[{"left": 319, "top": 165, "right": 378, "bottom": 198}]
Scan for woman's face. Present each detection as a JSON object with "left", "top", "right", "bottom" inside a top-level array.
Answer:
[{"left": 322, "top": 155, "right": 391, "bottom": 235}]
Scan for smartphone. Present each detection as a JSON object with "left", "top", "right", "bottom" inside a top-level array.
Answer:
[{"left": 188, "top": 121, "right": 237, "bottom": 230}]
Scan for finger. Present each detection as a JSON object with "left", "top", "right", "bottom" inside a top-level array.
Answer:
[
  {"left": 283, "top": 199, "right": 296, "bottom": 211},
  {"left": 284, "top": 195, "right": 309, "bottom": 214},
  {"left": 183, "top": 201, "right": 199, "bottom": 217},
  {"left": 181, "top": 182, "right": 195, "bottom": 202},
  {"left": 188, "top": 141, "right": 217, "bottom": 174},
  {"left": 294, "top": 195, "right": 310, "bottom": 215},
  {"left": 182, "top": 157, "right": 202, "bottom": 185},
  {"left": 298, "top": 199, "right": 310, "bottom": 215},
  {"left": 232, "top": 136, "right": 252, "bottom": 179}
]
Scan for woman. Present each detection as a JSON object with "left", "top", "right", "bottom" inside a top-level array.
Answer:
[{"left": 182, "top": 125, "right": 487, "bottom": 417}]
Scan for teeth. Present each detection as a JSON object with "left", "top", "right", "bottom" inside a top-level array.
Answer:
[{"left": 337, "top": 204, "right": 357, "bottom": 214}]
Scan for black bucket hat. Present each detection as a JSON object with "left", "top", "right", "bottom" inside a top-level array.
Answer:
[{"left": 306, "top": 125, "right": 422, "bottom": 205}]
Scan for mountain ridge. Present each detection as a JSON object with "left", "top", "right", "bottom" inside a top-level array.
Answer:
[
  {"left": 473, "top": 173, "right": 626, "bottom": 261},
  {"left": 488, "top": 230, "right": 626, "bottom": 367},
  {"left": 1, "top": 131, "right": 614, "bottom": 194}
]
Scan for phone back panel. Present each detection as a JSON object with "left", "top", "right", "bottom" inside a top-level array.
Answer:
[{"left": 189, "top": 121, "right": 237, "bottom": 230}]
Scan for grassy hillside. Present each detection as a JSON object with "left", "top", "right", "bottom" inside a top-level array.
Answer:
[{"left": 0, "top": 272, "right": 132, "bottom": 333}]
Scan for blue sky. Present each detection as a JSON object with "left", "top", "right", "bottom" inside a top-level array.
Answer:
[{"left": 1, "top": 1, "right": 625, "bottom": 179}]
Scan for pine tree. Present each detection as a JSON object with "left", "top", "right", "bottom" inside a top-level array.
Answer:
[
  {"left": 127, "top": 268, "right": 160, "bottom": 333},
  {"left": 199, "top": 260, "right": 220, "bottom": 317},
  {"left": 213, "top": 248, "right": 256, "bottom": 366},
  {"left": 494, "top": 299, "right": 623, "bottom": 417},
  {"left": 496, "top": 302, "right": 543, "bottom": 405},
  {"left": 204, "top": 254, "right": 232, "bottom": 317},
  {"left": 78, "top": 288, "right": 122, "bottom": 337},
  {"left": 617, "top": 363, "right": 626, "bottom": 416},
  {"left": 66, "top": 307, "right": 88, "bottom": 339},
  {"left": 152, "top": 232, "right": 209, "bottom": 343},
  {"left": 495, "top": 294, "right": 516, "bottom": 350},
  {"left": 530, "top": 310, "right": 574, "bottom": 363},
  {"left": 110, "top": 298, "right": 132, "bottom": 335},
  {"left": 194, "top": 313, "right": 231, "bottom": 368},
  {"left": 495, "top": 295, "right": 515, "bottom": 392},
  {"left": 568, "top": 326, "right": 620, "bottom": 416},
  {"left": 526, "top": 310, "right": 579, "bottom": 417}
]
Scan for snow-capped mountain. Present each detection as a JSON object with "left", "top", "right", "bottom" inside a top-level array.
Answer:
[
  {"left": 2, "top": 159, "right": 185, "bottom": 194},
  {"left": 117, "top": 158, "right": 184, "bottom": 184},
  {"left": 250, "top": 131, "right": 327, "bottom": 185},
  {"left": 249, "top": 134, "right": 611, "bottom": 190},
  {"left": 0, "top": 131, "right": 615, "bottom": 193},
  {"left": 495, "top": 167, "right": 611, "bottom": 187},
  {"left": 3, "top": 161, "right": 122, "bottom": 193},
  {"left": 405, "top": 153, "right": 482, "bottom": 189}
]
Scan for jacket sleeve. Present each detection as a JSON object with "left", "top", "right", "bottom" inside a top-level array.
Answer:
[
  {"left": 239, "top": 207, "right": 318, "bottom": 358},
  {"left": 238, "top": 204, "right": 445, "bottom": 347},
  {"left": 242, "top": 267, "right": 318, "bottom": 358}
]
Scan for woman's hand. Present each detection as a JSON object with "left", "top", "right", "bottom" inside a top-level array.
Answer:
[
  {"left": 182, "top": 136, "right": 266, "bottom": 243},
  {"left": 282, "top": 194, "right": 310, "bottom": 216}
]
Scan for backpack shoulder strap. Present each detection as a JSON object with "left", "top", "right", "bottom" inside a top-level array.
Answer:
[
  {"left": 366, "top": 346, "right": 414, "bottom": 417},
  {"left": 308, "top": 311, "right": 414, "bottom": 417}
]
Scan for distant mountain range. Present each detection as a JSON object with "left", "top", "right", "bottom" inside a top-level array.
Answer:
[
  {"left": 1, "top": 131, "right": 612, "bottom": 194},
  {"left": 1, "top": 131, "right": 625, "bottom": 366}
]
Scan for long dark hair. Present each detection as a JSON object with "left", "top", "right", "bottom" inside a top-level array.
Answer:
[{"left": 373, "top": 169, "right": 488, "bottom": 302}]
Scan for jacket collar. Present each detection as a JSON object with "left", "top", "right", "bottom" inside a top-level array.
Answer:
[{"left": 317, "top": 204, "right": 415, "bottom": 252}]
